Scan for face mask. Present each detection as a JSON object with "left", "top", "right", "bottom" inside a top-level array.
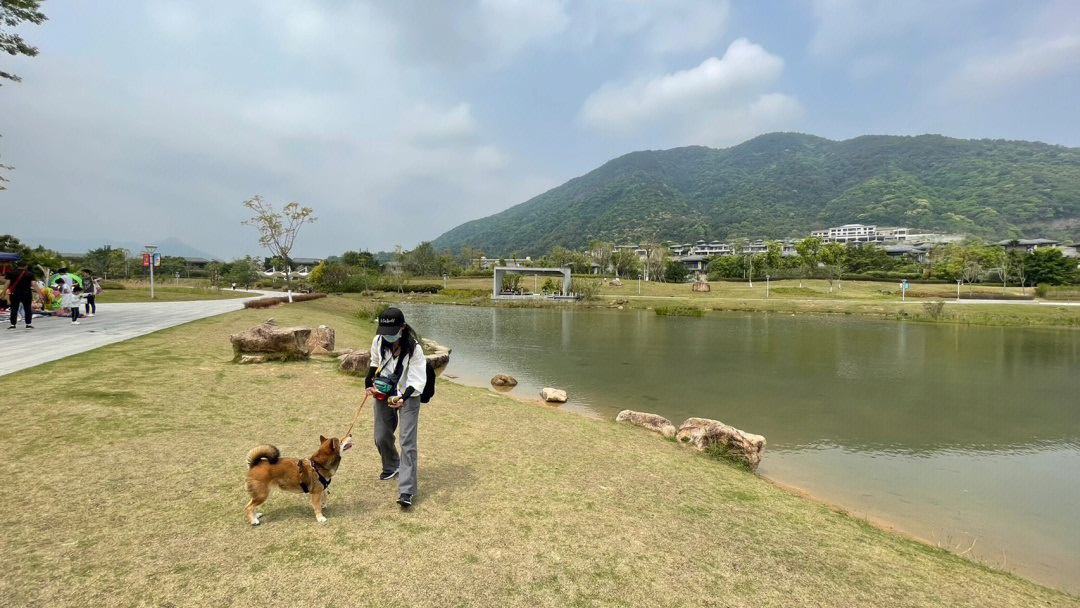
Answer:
[{"left": 383, "top": 332, "right": 401, "bottom": 343}]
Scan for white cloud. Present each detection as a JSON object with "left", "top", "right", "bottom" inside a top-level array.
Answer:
[
  {"left": 577, "top": 38, "right": 798, "bottom": 144},
  {"left": 943, "top": 35, "right": 1080, "bottom": 98},
  {"left": 572, "top": 0, "right": 729, "bottom": 56},
  {"left": 146, "top": 1, "right": 200, "bottom": 41},
  {"left": 401, "top": 102, "right": 480, "bottom": 146},
  {"left": 478, "top": 0, "right": 570, "bottom": 61}
]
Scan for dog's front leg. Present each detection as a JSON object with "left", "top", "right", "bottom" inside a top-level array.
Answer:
[{"left": 312, "top": 489, "right": 327, "bottom": 523}]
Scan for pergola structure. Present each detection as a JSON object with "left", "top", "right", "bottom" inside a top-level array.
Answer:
[{"left": 492, "top": 266, "right": 571, "bottom": 300}]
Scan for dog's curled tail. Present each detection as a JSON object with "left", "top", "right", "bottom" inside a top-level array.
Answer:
[{"left": 246, "top": 445, "right": 280, "bottom": 468}]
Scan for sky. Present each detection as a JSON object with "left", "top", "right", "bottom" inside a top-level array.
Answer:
[{"left": 2, "top": 0, "right": 1079, "bottom": 259}]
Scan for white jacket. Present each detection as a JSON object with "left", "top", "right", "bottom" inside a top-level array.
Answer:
[{"left": 369, "top": 335, "right": 427, "bottom": 397}]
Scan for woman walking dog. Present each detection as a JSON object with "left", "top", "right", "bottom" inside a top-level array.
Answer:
[{"left": 366, "top": 307, "right": 426, "bottom": 508}]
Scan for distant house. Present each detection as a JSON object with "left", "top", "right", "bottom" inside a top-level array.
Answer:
[
  {"left": 678, "top": 254, "right": 709, "bottom": 273},
  {"left": 182, "top": 257, "right": 213, "bottom": 269},
  {"left": 995, "top": 238, "right": 1060, "bottom": 252},
  {"left": 291, "top": 257, "right": 323, "bottom": 267}
]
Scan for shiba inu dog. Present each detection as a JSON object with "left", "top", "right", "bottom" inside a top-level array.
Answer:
[{"left": 244, "top": 436, "right": 343, "bottom": 525}]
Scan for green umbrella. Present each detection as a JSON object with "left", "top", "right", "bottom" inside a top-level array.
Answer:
[{"left": 50, "top": 272, "right": 83, "bottom": 287}]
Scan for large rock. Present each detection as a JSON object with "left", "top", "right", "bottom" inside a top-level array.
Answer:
[
  {"left": 615, "top": 410, "right": 677, "bottom": 438},
  {"left": 491, "top": 374, "right": 518, "bottom": 388},
  {"left": 420, "top": 338, "right": 452, "bottom": 376},
  {"left": 307, "top": 326, "right": 335, "bottom": 354},
  {"left": 692, "top": 281, "right": 711, "bottom": 292},
  {"left": 539, "top": 387, "right": 567, "bottom": 403},
  {"left": 230, "top": 322, "right": 312, "bottom": 360},
  {"left": 676, "top": 417, "right": 766, "bottom": 471},
  {"left": 609, "top": 278, "right": 622, "bottom": 286},
  {"left": 339, "top": 350, "right": 371, "bottom": 375}
]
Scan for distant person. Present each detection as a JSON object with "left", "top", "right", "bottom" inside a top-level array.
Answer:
[
  {"left": 71, "top": 285, "right": 84, "bottom": 325},
  {"left": 57, "top": 277, "right": 73, "bottom": 317},
  {"left": 81, "top": 270, "right": 99, "bottom": 317},
  {"left": 5, "top": 260, "right": 35, "bottom": 329},
  {"left": 365, "top": 307, "right": 427, "bottom": 509}
]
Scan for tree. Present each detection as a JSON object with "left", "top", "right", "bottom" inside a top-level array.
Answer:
[
  {"left": 309, "top": 261, "right": 349, "bottom": 291},
  {"left": 794, "top": 236, "right": 821, "bottom": 287},
  {"left": 241, "top": 196, "right": 316, "bottom": 292},
  {"left": 762, "top": 241, "right": 783, "bottom": 277},
  {"left": 984, "top": 247, "right": 1008, "bottom": 291},
  {"left": 611, "top": 249, "right": 639, "bottom": 278},
  {"left": 664, "top": 259, "right": 689, "bottom": 283},
  {"left": 85, "top": 245, "right": 127, "bottom": 279},
  {"left": 641, "top": 242, "right": 667, "bottom": 281},
  {"left": 227, "top": 257, "right": 258, "bottom": 289},
  {"left": 706, "top": 255, "right": 743, "bottom": 279},
  {"left": 819, "top": 242, "right": 847, "bottom": 292},
  {"left": 1, "top": 0, "right": 47, "bottom": 84},
  {"left": 205, "top": 261, "right": 222, "bottom": 288},
  {"left": 1025, "top": 247, "right": 1077, "bottom": 286},
  {"left": 588, "top": 240, "right": 613, "bottom": 276},
  {"left": 1007, "top": 248, "right": 1028, "bottom": 293}
]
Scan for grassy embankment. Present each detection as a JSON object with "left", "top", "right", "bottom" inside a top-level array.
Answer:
[
  {"left": 1, "top": 295, "right": 1076, "bottom": 607},
  {"left": 398, "top": 276, "right": 1080, "bottom": 328},
  {"left": 96, "top": 280, "right": 259, "bottom": 303}
]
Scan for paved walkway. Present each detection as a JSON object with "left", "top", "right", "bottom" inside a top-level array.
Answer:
[{"left": 0, "top": 292, "right": 274, "bottom": 377}]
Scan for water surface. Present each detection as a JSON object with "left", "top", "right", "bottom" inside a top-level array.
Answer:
[{"left": 402, "top": 304, "right": 1080, "bottom": 592}]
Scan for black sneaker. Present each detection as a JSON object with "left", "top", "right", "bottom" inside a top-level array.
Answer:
[
  {"left": 25, "top": 325, "right": 34, "bottom": 329},
  {"left": 379, "top": 470, "right": 398, "bottom": 481},
  {"left": 7, "top": 326, "right": 15, "bottom": 330},
  {"left": 397, "top": 493, "right": 412, "bottom": 508}
]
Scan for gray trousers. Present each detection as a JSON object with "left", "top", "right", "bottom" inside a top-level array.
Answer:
[{"left": 373, "top": 396, "right": 420, "bottom": 495}]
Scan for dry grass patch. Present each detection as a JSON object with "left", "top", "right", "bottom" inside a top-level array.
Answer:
[{"left": 0, "top": 296, "right": 1076, "bottom": 607}]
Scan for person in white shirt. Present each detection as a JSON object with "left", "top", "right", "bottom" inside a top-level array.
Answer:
[{"left": 365, "top": 307, "right": 426, "bottom": 508}]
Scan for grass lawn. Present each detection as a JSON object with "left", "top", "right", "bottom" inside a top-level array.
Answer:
[
  {"left": 1, "top": 295, "right": 1076, "bottom": 606},
  {"left": 97, "top": 285, "right": 259, "bottom": 303}
]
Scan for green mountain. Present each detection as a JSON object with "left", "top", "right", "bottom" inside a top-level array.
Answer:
[{"left": 431, "top": 133, "right": 1080, "bottom": 256}]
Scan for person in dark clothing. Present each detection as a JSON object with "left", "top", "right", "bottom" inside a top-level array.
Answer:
[
  {"left": 81, "top": 270, "right": 98, "bottom": 316},
  {"left": 5, "top": 261, "right": 35, "bottom": 329}
]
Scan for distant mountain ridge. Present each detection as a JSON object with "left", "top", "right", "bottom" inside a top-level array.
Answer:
[
  {"left": 24, "top": 236, "right": 219, "bottom": 260},
  {"left": 431, "top": 133, "right": 1080, "bottom": 256}
]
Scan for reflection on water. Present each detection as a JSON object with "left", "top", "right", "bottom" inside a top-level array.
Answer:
[{"left": 401, "top": 304, "right": 1080, "bottom": 591}]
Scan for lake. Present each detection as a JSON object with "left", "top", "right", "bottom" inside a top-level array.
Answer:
[{"left": 400, "top": 303, "right": 1080, "bottom": 592}]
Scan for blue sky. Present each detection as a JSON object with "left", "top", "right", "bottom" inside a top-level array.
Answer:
[{"left": 3, "top": 0, "right": 1079, "bottom": 258}]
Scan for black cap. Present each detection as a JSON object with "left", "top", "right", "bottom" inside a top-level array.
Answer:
[{"left": 376, "top": 307, "right": 405, "bottom": 335}]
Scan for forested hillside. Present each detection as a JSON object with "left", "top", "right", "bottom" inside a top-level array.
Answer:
[{"left": 431, "top": 133, "right": 1080, "bottom": 256}]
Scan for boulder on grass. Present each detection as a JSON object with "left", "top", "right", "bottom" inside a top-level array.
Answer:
[
  {"left": 609, "top": 278, "right": 622, "bottom": 287},
  {"left": 420, "top": 338, "right": 452, "bottom": 376},
  {"left": 494, "top": 375, "right": 518, "bottom": 390},
  {"left": 676, "top": 417, "right": 766, "bottom": 471},
  {"left": 339, "top": 350, "right": 371, "bottom": 375},
  {"left": 307, "top": 326, "right": 335, "bottom": 354},
  {"left": 616, "top": 410, "right": 677, "bottom": 438},
  {"left": 230, "top": 322, "right": 312, "bottom": 360},
  {"left": 540, "top": 387, "right": 567, "bottom": 403},
  {"left": 238, "top": 354, "right": 267, "bottom": 364},
  {"left": 692, "top": 281, "right": 711, "bottom": 292}
]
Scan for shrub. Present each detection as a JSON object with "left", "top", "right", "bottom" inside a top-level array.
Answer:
[
  {"left": 98, "top": 281, "right": 125, "bottom": 290},
  {"left": 570, "top": 277, "right": 601, "bottom": 300},
  {"left": 439, "top": 288, "right": 488, "bottom": 299},
  {"left": 356, "top": 302, "right": 389, "bottom": 322},
  {"left": 654, "top": 306, "right": 704, "bottom": 317},
  {"left": 1036, "top": 285, "right": 1080, "bottom": 300},
  {"left": 922, "top": 300, "right": 946, "bottom": 320}
]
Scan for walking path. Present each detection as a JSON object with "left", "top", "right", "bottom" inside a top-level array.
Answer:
[{"left": 0, "top": 292, "right": 275, "bottom": 377}]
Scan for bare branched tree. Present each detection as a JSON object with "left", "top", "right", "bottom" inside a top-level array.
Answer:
[{"left": 241, "top": 195, "right": 316, "bottom": 292}]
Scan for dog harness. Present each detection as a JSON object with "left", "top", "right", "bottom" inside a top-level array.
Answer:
[{"left": 298, "top": 459, "right": 331, "bottom": 494}]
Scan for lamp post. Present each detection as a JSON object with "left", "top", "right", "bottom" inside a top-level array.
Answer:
[
  {"left": 766, "top": 274, "right": 770, "bottom": 298},
  {"left": 956, "top": 279, "right": 962, "bottom": 301},
  {"left": 144, "top": 245, "right": 157, "bottom": 299}
]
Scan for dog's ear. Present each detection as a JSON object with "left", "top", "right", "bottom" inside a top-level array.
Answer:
[{"left": 319, "top": 435, "right": 327, "bottom": 444}]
